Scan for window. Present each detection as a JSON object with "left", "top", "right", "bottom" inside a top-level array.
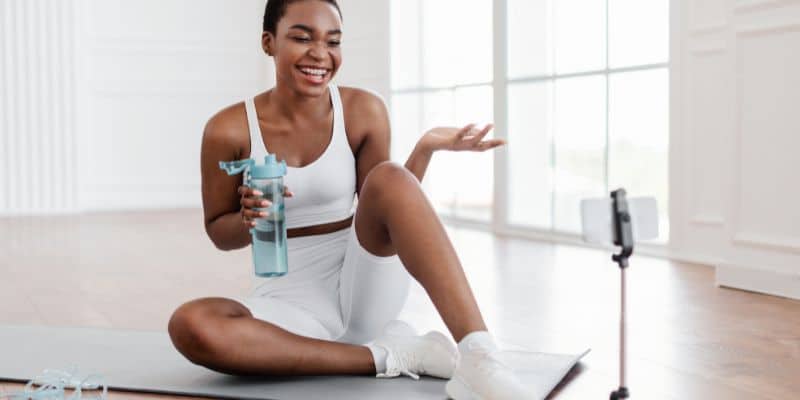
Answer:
[
  {"left": 506, "top": 0, "right": 669, "bottom": 239},
  {"left": 391, "top": 0, "right": 669, "bottom": 240},
  {"left": 389, "top": 0, "right": 495, "bottom": 221}
]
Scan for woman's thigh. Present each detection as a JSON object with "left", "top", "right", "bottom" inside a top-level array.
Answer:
[{"left": 236, "top": 294, "right": 338, "bottom": 341}]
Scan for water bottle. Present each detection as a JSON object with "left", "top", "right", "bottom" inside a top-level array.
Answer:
[{"left": 219, "top": 155, "right": 289, "bottom": 277}]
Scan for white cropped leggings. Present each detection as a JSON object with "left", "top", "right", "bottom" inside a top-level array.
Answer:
[{"left": 235, "top": 219, "right": 411, "bottom": 345}]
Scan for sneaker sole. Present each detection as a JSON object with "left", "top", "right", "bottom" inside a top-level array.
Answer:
[{"left": 445, "top": 376, "right": 481, "bottom": 400}]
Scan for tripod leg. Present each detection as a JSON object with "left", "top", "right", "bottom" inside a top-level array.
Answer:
[{"left": 610, "top": 268, "right": 629, "bottom": 399}]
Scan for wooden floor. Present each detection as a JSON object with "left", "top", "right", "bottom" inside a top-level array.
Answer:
[{"left": 1, "top": 209, "right": 798, "bottom": 399}]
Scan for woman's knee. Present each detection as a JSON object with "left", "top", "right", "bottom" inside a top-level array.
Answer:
[
  {"left": 167, "top": 298, "right": 249, "bottom": 365},
  {"left": 362, "top": 161, "right": 419, "bottom": 201}
]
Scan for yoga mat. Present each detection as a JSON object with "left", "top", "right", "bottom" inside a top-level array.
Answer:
[{"left": 0, "top": 325, "right": 589, "bottom": 399}]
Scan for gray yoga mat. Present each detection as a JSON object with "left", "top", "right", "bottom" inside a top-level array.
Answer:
[{"left": 0, "top": 325, "right": 589, "bottom": 399}]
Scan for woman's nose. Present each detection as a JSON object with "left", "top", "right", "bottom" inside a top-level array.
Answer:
[{"left": 307, "top": 43, "right": 325, "bottom": 60}]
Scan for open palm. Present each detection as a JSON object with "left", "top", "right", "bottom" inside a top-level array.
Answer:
[{"left": 420, "top": 123, "right": 506, "bottom": 153}]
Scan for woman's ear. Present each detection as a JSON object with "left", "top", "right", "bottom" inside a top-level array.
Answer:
[{"left": 261, "top": 32, "right": 274, "bottom": 56}]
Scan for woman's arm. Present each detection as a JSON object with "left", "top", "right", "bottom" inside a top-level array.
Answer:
[
  {"left": 347, "top": 89, "right": 505, "bottom": 194},
  {"left": 404, "top": 142, "right": 435, "bottom": 182},
  {"left": 347, "top": 89, "right": 433, "bottom": 191},
  {"left": 200, "top": 106, "right": 252, "bottom": 251}
]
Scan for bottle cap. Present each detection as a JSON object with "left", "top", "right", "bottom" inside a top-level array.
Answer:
[{"left": 250, "top": 154, "right": 287, "bottom": 179}]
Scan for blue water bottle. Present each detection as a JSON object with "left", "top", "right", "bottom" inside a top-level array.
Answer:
[{"left": 219, "top": 155, "right": 289, "bottom": 277}]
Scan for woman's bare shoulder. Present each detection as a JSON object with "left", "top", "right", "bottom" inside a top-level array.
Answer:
[
  {"left": 202, "top": 101, "right": 250, "bottom": 155},
  {"left": 338, "top": 86, "right": 387, "bottom": 112},
  {"left": 338, "top": 86, "right": 390, "bottom": 143}
]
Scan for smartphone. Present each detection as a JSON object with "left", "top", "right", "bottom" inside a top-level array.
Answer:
[{"left": 580, "top": 197, "right": 659, "bottom": 245}]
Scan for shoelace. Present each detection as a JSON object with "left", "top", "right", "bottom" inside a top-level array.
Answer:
[
  {"left": 0, "top": 367, "right": 108, "bottom": 400},
  {"left": 376, "top": 344, "right": 423, "bottom": 380}
]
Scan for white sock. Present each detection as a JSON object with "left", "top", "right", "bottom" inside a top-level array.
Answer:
[
  {"left": 458, "top": 330, "right": 498, "bottom": 353},
  {"left": 366, "top": 343, "right": 388, "bottom": 373}
]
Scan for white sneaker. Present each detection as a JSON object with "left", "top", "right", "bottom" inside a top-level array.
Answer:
[
  {"left": 446, "top": 344, "right": 538, "bottom": 400},
  {"left": 371, "top": 320, "right": 458, "bottom": 380}
]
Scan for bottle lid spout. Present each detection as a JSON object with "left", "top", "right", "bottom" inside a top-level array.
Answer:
[{"left": 218, "top": 159, "right": 254, "bottom": 176}]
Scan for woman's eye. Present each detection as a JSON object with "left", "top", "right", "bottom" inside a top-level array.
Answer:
[
  {"left": 329, "top": 41, "right": 341, "bottom": 47},
  {"left": 293, "top": 37, "right": 311, "bottom": 42}
]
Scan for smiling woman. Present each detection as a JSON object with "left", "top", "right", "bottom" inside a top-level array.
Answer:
[
  {"left": 165, "top": 0, "right": 520, "bottom": 398},
  {"left": 263, "top": 0, "right": 343, "bottom": 93}
]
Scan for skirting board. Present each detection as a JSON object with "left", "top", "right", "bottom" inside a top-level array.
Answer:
[{"left": 716, "top": 263, "right": 800, "bottom": 300}]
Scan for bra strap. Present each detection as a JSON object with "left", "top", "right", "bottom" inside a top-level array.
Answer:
[
  {"left": 328, "top": 84, "right": 351, "bottom": 158},
  {"left": 245, "top": 98, "right": 268, "bottom": 160}
]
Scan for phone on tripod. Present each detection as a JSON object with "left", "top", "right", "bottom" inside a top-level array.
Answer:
[{"left": 580, "top": 196, "right": 659, "bottom": 245}]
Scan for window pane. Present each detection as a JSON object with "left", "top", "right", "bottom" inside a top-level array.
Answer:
[
  {"left": 390, "top": 0, "right": 422, "bottom": 89},
  {"left": 507, "top": 82, "right": 553, "bottom": 228},
  {"left": 422, "top": 87, "right": 494, "bottom": 221},
  {"left": 609, "top": 0, "right": 669, "bottom": 68},
  {"left": 422, "top": 90, "right": 457, "bottom": 214},
  {"left": 452, "top": 85, "right": 494, "bottom": 221},
  {"left": 609, "top": 68, "right": 669, "bottom": 241},
  {"left": 554, "top": 0, "right": 606, "bottom": 74},
  {"left": 390, "top": 93, "right": 422, "bottom": 163},
  {"left": 422, "top": 0, "right": 493, "bottom": 87},
  {"left": 553, "top": 75, "right": 607, "bottom": 233},
  {"left": 507, "top": 0, "right": 551, "bottom": 78}
]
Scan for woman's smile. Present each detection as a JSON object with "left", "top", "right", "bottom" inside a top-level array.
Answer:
[{"left": 295, "top": 65, "right": 331, "bottom": 85}]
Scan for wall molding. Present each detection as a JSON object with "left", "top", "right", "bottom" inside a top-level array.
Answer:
[
  {"left": 732, "top": 232, "right": 800, "bottom": 253},
  {"left": 690, "top": 214, "right": 726, "bottom": 226},
  {"left": 688, "top": 42, "right": 728, "bottom": 55},
  {"left": 734, "top": 0, "right": 800, "bottom": 14},
  {"left": 89, "top": 84, "right": 257, "bottom": 96},
  {"left": 689, "top": 24, "right": 728, "bottom": 36},
  {"left": 0, "top": 0, "right": 79, "bottom": 214},
  {"left": 84, "top": 183, "right": 200, "bottom": 190},
  {"left": 90, "top": 39, "right": 255, "bottom": 55},
  {"left": 731, "top": 20, "right": 800, "bottom": 258},
  {"left": 717, "top": 262, "right": 800, "bottom": 300},
  {"left": 736, "top": 21, "right": 800, "bottom": 37}
]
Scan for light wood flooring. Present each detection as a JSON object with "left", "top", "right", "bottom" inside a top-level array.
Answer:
[{"left": 1, "top": 209, "right": 798, "bottom": 399}]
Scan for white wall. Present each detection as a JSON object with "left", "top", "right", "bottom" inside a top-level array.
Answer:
[
  {"left": 335, "top": 0, "right": 391, "bottom": 101},
  {"left": 1, "top": 0, "right": 80, "bottom": 214},
  {"left": 0, "top": 0, "right": 389, "bottom": 215},
  {"left": 670, "top": 0, "right": 800, "bottom": 299}
]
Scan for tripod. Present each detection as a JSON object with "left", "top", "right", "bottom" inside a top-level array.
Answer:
[{"left": 609, "top": 189, "right": 632, "bottom": 400}]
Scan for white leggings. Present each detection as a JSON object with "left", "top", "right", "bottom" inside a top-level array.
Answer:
[{"left": 235, "top": 219, "right": 411, "bottom": 345}]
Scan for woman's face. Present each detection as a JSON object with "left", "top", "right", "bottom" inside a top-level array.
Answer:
[{"left": 264, "top": 0, "right": 343, "bottom": 98}]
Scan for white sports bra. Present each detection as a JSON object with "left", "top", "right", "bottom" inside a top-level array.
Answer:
[{"left": 245, "top": 84, "right": 356, "bottom": 229}]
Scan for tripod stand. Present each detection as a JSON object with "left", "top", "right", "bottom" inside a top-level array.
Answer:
[{"left": 609, "top": 189, "right": 633, "bottom": 400}]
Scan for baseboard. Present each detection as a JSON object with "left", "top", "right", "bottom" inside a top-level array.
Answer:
[{"left": 716, "top": 263, "right": 800, "bottom": 300}]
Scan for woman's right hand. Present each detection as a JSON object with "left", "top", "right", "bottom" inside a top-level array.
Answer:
[
  {"left": 238, "top": 185, "right": 270, "bottom": 228},
  {"left": 237, "top": 185, "right": 293, "bottom": 228}
]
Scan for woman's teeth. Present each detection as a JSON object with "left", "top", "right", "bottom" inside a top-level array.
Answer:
[{"left": 299, "top": 67, "right": 327, "bottom": 76}]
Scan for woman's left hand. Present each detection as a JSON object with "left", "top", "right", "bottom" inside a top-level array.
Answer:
[{"left": 418, "top": 123, "right": 506, "bottom": 153}]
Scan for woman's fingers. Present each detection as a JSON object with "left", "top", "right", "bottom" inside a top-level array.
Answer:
[
  {"left": 467, "top": 124, "right": 494, "bottom": 143},
  {"left": 455, "top": 124, "right": 476, "bottom": 141},
  {"left": 241, "top": 208, "right": 269, "bottom": 227},
  {"left": 240, "top": 196, "right": 271, "bottom": 209},
  {"left": 237, "top": 185, "right": 262, "bottom": 197},
  {"left": 239, "top": 184, "right": 271, "bottom": 228},
  {"left": 476, "top": 138, "right": 506, "bottom": 151}
]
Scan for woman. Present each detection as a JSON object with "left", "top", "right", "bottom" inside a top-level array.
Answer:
[{"left": 168, "top": 0, "right": 532, "bottom": 398}]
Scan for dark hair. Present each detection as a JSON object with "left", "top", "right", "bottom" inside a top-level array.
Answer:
[{"left": 263, "top": 0, "right": 343, "bottom": 34}]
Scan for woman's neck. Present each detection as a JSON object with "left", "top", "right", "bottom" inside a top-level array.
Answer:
[{"left": 268, "top": 83, "right": 331, "bottom": 123}]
